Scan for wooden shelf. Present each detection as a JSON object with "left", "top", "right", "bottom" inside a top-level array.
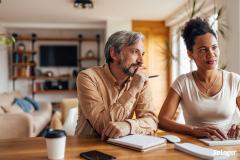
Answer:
[
  {"left": 37, "top": 37, "right": 78, "bottom": 41},
  {"left": 12, "top": 63, "right": 35, "bottom": 67},
  {"left": 16, "top": 36, "right": 97, "bottom": 42},
  {"left": 33, "top": 89, "right": 76, "bottom": 94},
  {"left": 13, "top": 76, "right": 76, "bottom": 80},
  {"left": 14, "top": 50, "right": 36, "bottom": 54},
  {"left": 79, "top": 57, "right": 98, "bottom": 61},
  {"left": 13, "top": 76, "right": 34, "bottom": 80},
  {"left": 34, "top": 76, "right": 76, "bottom": 80}
]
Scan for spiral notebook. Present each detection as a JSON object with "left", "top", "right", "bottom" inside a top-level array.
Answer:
[{"left": 107, "top": 134, "right": 166, "bottom": 152}]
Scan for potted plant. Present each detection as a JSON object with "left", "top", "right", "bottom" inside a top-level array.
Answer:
[{"left": 0, "top": 33, "right": 15, "bottom": 46}]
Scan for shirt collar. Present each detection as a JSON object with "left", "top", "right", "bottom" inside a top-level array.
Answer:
[
  {"left": 103, "top": 63, "right": 132, "bottom": 87},
  {"left": 103, "top": 64, "right": 118, "bottom": 86}
]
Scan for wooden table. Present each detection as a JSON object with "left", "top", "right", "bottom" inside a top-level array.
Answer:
[{"left": 0, "top": 131, "right": 239, "bottom": 160}]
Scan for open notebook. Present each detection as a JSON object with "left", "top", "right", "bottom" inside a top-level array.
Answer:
[
  {"left": 199, "top": 138, "right": 240, "bottom": 146},
  {"left": 107, "top": 134, "right": 166, "bottom": 152}
]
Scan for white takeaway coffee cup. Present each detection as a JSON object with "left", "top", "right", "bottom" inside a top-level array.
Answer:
[{"left": 45, "top": 129, "right": 66, "bottom": 160}]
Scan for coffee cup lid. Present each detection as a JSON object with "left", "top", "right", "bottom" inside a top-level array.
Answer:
[{"left": 45, "top": 129, "right": 66, "bottom": 138}]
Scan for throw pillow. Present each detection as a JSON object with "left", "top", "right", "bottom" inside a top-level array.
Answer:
[
  {"left": 13, "top": 98, "right": 34, "bottom": 113},
  {"left": 0, "top": 91, "right": 22, "bottom": 106},
  {"left": 24, "top": 96, "right": 40, "bottom": 110}
]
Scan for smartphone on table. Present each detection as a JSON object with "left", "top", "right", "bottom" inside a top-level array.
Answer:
[{"left": 80, "top": 150, "right": 116, "bottom": 160}]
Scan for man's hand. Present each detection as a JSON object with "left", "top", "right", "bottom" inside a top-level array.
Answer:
[
  {"left": 191, "top": 126, "right": 227, "bottom": 140},
  {"left": 129, "top": 71, "right": 148, "bottom": 95},
  {"left": 227, "top": 124, "right": 240, "bottom": 139},
  {"left": 101, "top": 121, "right": 131, "bottom": 141}
]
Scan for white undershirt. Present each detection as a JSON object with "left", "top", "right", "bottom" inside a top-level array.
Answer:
[{"left": 172, "top": 70, "right": 240, "bottom": 131}]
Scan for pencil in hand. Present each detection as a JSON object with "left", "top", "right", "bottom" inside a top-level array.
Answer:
[{"left": 148, "top": 75, "right": 159, "bottom": 78}]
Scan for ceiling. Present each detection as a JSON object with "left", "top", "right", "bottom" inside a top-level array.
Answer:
[{"left": 0, "top": 0, "right": 187, "bottom": 28}]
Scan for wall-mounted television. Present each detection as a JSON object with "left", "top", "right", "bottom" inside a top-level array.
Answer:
[{"left": 40, "top": 45, "right": 77, "bottom": 67}]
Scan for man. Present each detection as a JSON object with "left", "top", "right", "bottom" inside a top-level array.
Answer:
[{"left": 75, "top": 31, "right": 158, "bottom": 139}]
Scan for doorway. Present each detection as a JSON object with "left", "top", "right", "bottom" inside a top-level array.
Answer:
[{"left": 132, "top": 20, "right": 171, "bottom": 115}]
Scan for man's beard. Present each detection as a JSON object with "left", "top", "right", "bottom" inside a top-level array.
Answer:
[
  {"left": 122, "top": 65, "right": 135, "bottom": 76},
  {"left": 120, "top": 62, "right": 142, "bottom": 76}
]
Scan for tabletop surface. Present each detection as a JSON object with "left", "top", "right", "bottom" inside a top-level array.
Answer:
[{"left": 0, "top": 131, "right": 239, "bottom": 160}]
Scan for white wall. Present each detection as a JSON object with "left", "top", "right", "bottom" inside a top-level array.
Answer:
[
  {"left": 224, "top": 0, "right": 240, "bottom": 74},
  {"left": 0, "top": 25, "right": 10, "bottom": 92},
  {"left": 106, "top": 19, "right": 132, "bottom": 40}
]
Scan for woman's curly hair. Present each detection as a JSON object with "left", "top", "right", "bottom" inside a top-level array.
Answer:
[{"left": 181, "top": 17, "right": 217, "bottom": 51}]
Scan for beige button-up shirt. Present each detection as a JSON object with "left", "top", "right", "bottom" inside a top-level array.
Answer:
[{"left": 75, "top": 64, "right": 158, "bottom": 136}]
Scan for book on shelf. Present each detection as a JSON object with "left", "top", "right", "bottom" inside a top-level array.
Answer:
[
  {"left": 15, "top": 66, "right": 31, "bottom": 77},
  {"left": 107, "top": 134, "right": 166, "bottom": 152},
  {"left": 13, "top": 51, "right": 31, "bottom": 63}
]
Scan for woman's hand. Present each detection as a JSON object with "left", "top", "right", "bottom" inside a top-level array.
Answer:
[
  {"left": 227, "top": 124, "right": 240, "bottom": 139},
  {"left": 191, "top": 126, "right": 227, "bottom": 140}
]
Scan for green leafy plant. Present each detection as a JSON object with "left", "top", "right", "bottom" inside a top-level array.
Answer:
[
  {"left": 169, "top": 0, "right": 229, "bottom": 69},
  {"left": 186, "top": 0, "right": 228, "bottom": 38},
  {"left": 211, "top": 7, "right": 229, "bottom": 39},
  {"left": 188, "top": 0, "right": 206, "bottom": 19},
  {"left": 0, "top": 33, "right": 15, "bottom": 46}
]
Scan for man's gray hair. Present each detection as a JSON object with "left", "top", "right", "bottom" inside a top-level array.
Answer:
[{"left": 104, "top": 30, "right": 144, "bottom": 64}]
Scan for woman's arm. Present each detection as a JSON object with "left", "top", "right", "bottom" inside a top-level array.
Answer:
[
  {"left": 158, "top": 88, "right": 194, "bottom": 135},
  {"left": 227, "top": 96, "right": 240, "bottom": 139},
  {"left": 158, "top": 88, "right": 227, "bottom": 140},
  {"left": 237, "top": 96, "right": 240, "bottom": 110}
]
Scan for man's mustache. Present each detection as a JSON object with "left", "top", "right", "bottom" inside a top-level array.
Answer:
[
  {"left": 125, "top": 63, "right": 142, "bottom": 72},
  {"left": 130, "top": 62, "right": 143, "bottom": 68},
  {"left": 127, "top": 63, "right": 159, "bottom": 78}
]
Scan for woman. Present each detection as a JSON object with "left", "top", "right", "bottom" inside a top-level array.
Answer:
[{"left": 158, "top": 17, "right": 240, "bottom": 140}]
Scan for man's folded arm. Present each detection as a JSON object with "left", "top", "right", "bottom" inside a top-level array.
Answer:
[
  {"left": 77, "top": 73, "right": 149, "bottom": 134},
  {"left": 126, "top": 84, "right": 158, "bottom": 135}
]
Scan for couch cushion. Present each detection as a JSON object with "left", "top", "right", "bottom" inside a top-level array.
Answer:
[
  {"left": 2, "top": 104, "right": 24, "bottom": 114},
  {"left": 61, "top": 98, "right": 78, "bottom": 123},
  {"left": 0, "top": 91, "right": 22, "bottom": 106},
  {"left": 0, "top": 106, "right": 5, "bottom": 114},
  {"left": 50, "top": 111, "right": 63, "bottom": 129},
  {"left": 13, "top": 98, "right": 34, "bottom": 113},
  {"left": 24, "top": 97, "right": 40, "bottom": 110},
  {"left": 31, "top": 102, "right": 52, "bottom": 136}
]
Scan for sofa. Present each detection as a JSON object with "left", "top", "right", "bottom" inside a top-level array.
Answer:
[
  {"left": 0, "top": 91, "right": 52, "bottom": 139},
  {"left": 50, "top": 98, "right": 78, "bottom": 135}
]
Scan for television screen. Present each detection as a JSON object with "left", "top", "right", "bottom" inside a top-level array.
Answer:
[{"left": 40, "top": 45, "right": 77, "bottom": 67}]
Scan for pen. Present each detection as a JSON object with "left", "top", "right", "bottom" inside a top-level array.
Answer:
[{"left": 148, "top": 75, "right": 159, "bottom": 78}]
